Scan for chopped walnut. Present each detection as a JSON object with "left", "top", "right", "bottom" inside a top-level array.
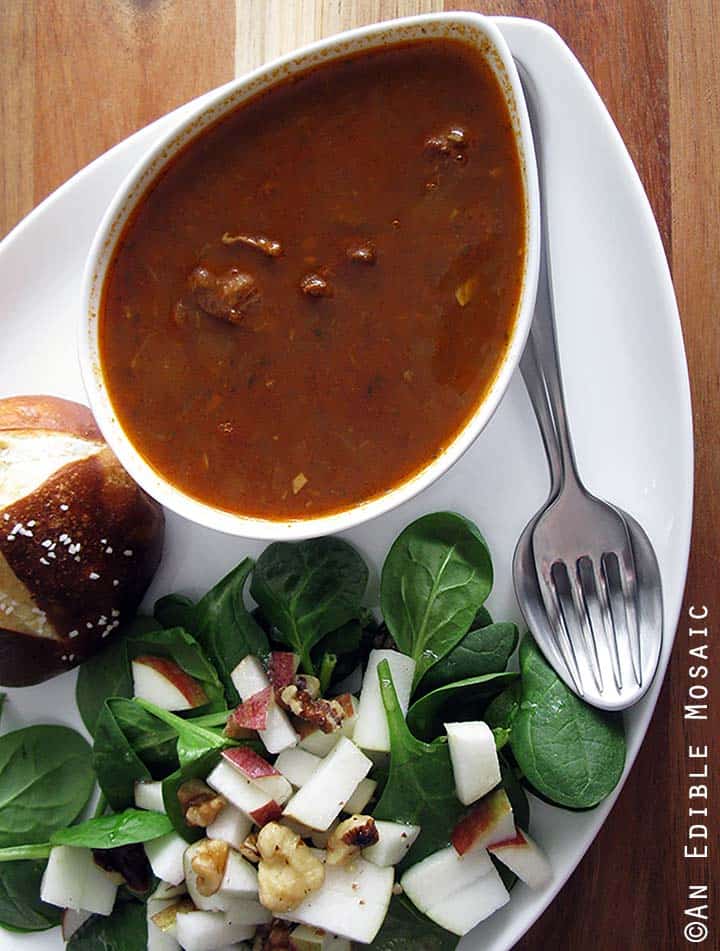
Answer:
[
  {"left": 346, "top": 241, "right": 377, "bottom": 265},
  {"left": 294, "top": 674, "right": 320, "bottom": 699},
  {"left": 191, "top": 838, "right": 229, "bottom": 897},
  {"left": 279, "top": 684, "right": 345, "bottom": 734},
  {"left": 177, "top": 779, "right": 227, "bottom": 828},
  {"left": 326, "top": 815, "right": 378, "bottom": 866},
  {"left": 222, "top": 232, "right": 283, "bottom": 257},
  {"left": 188, "top": 265, "right": 259, "bottom": 323},
  {"left": 151, "top": 896, "right": 195, "bottom": 932},
  {"left": 253, "top": 919, "right": 294, "bottom": 951},
  {"left": 257, "top": 822, "right": 325, "bottom": 913},
  {"left": 300, "top": 272, "right": 333, "bottom": 297},
  {"left": 239, "top": 831, "right": 261, "bottom": 864}
]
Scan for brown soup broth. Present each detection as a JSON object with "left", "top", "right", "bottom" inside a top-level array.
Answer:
[{"left": 100, "top": 39, "right": 526, "bottom": 519}]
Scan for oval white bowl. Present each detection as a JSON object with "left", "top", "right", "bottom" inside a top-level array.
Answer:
[{"left": 79, "top": 12, "right": 540, "bottom": 540}]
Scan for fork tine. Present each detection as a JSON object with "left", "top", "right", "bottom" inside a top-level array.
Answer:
[
  {"left": 536, "top": 561, "right": 584, "bottom": 694},
  {"left": 590, "top": 558, "right": 623, "bottom": 691},
  {"left": 574, "top": 557, "right": 613, "bottom": 693},
  {"left": 619, "top": 547, "right": 643, "bottom": 686},
  {"left": 563, "top": 560, "right": 604, "bottom": 694},
  {"left": 602, "top": 553, "right": 636, "bottom": 689}
]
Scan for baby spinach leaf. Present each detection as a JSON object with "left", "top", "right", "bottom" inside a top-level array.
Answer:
[
  {"left": 373, "top": 661, "right": 463, "bottom": 868},
  {"left": 499, "top": 754, "right": 529, "bottom": 833},
  {"left": 370, "top": 895, "right": 459, "bottom": 951},
  {"left": 251, "top": 538, "right": 368, "bottom": 674},
  {"left": 51, "top": 810, "right": 172, "bottom": 849},
  {"left": 406, "top": 671, "right": 518, "bottom": 742},
  {"left": 418, "top": 621, "right": 518, "bottom": 693},
  {"left": 0, "top": 694, "right": 6, "bottom": 726},
  {"left": 128, "top": 627, "right": 226, "bottom": 713},
  {"left": 135, "top": 699, "right": 231, "bottom": 767},
  {"left": 108, "top": 700, "right": 179, "bottom": 779},
  {"left": 380, "top": 512, "right": 493, "bottom": 687},
  {"left": 195, "top": 558, "right": 270, "bottom": 704},
  {"left": 510, "top": 637, "right": 626, "bottom": 808},
  {"left": 93, "top": 702, "right": 153, "bottom": 811},
  {"left": 485, "top": 681, "right": 522, "bottom": 749},
  {"left": 162, "top": 750, "right": 221, "bottom": 843},
  {"left": 154, "top": 593, "right": 196, "bottom": 630},
  {"left": 76, "top": 616, "right": 161, "bottom": 735},
  {"left": 0, "top": 726, "right": 94, "bottom": 847},
  {"left": 68, "top": 898, "right": 147, "bottom": 950},
  {"left": 0, "top": 860, "right": 62, "bottom": 932}
]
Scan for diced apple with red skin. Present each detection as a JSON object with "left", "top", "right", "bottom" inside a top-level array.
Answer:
[
  {"left": 363, "top": 820, "right": 420, "bottom": 867},
  {"left": 145, "top": 832, "right": 188, "bottom": 886},
  {"left": 277, "top": 852, "right": 393, "bottom": 943},
  {"left": 275, "top": 747, "right": 321, "bottom": 787},
  {"left": 175, "top": 909, "right": 255, "bottom": 951},
  {"left": 132, "top": 656, "right": 208, "bottom": 711},
  {"left": 206, "top": 803, "right": 252, "bottom": 850},
  {"left": 400, "top": 845, "right": 509, "bottom": 936},
  {"left": 354, "top": 651, "right": 415, "bottom": 753},
  {"left": 41, "top": 846, "right": 118, "bottom": 916},
  {"left": 283, "top": 738, "right": 372, "bottom": 831},
  {"left": 268, "top": 651, "right": 300, "bottom": 688},
  {"left": 488, "top": 829, "right": 552, "bottom": 889},
  {"left": 206, "top": 761, "right": 282, "bottom": 825},
  {"left": 231, "top": 656, "right": 298, "bottom": 753},
  {"left": 222, "top": 748, "right": 292, "bottom": 805},
  {"left": 227, "top": 686, "right": 272, "bottom": 732},
  {"left": 451, "top": 788, "right": 516, "bottom": 855},
  {"left": 134, "top": 780, "right": 166, "bottom": 813},
  {"left": 445, "top": 721, "right": 501, "bottom": 805}
]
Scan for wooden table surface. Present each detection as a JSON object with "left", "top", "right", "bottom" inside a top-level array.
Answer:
[{"left": 1, "top": 2, "right": 717, "bottom": 948}]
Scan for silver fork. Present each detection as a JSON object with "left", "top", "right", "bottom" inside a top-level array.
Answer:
[{"left": 513, "top": 64, "right": 663, "bottom": 710}]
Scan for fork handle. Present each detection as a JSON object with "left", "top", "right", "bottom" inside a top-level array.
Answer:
[
  {"left": 519, "top": 65, "right": 583, "bottom": 492},
  {"left": 520, "top": 335, "right": 562, "bottom": 499}
]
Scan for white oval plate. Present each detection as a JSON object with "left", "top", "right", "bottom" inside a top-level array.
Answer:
[{"left": 0, "top": 17, "right": 691, "bottom": 951}]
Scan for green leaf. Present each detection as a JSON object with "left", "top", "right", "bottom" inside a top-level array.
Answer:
[
  {"left": 0, "top": 694, "right": 6, "bottom": 726},
  {"left": 370, "top": 895, "right": 459, "bottom": 951},
  {"left": 108, "top": 700, "right": 179, "bottom": 779},
  {"left": 162, "top": 750, "right": 221, "bottom": 843},
  {"left": 380, "top": 512, "right": 493, "bottom": 687},
  {"left": 134, "top": 699, "right": 229, "bottom": 767},
  {"left": 373, "top": 661, "right": 463, "bottom": 868},
  {"left": 0, "top": 726, "right": 94, "bottom": 847},
  {"left": 0, "top": 845, "right": 51, "bottom": 863},
  {"left": 51, "top": 809, "right": 172, "bottom": 849},
  {"left": 195, "top": 558, "right": 270, "bottom": 704},
  {"left": 76, "top": 616, "right": 162, "bottom": 735},
  {"left": 154, "top": 593, "right": 196, "bottom": 630},
  {"left": 509, "top": 637, "right": 626, "bottom": 808},
  {"left": 406, "top": 671, "right": 518, "bottom": 741},
  {"left": 68, "top": 898, "right": 147, "bottom": 950},
  {"left": 484, "top": 681, "right": 522, "bottom": 738},
  {"left": 93, "top": 702, "right": 153, "bottom": 811},
  {"left": 128, "top": 627, "right": 226, "bottom": 713},
  {"left": 0, "top": 861, "right": 62, "bottom": 932},
  {"left": 418, "top": 620, "right": 518, "bottom": 693},
  {"left": 251, "top": 538, "right": 368, "bottom": 674}
]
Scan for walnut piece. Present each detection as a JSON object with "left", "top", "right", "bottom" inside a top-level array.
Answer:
[
  {"left": 177, "top": 779, "right": 227, "bottom": 828},
  {"left": 191, "top": 838, "right": 230, "bottom": 897},
  {"left": 280, "top": 684, "right": 345, "bottom": 734},
  {"left": 240, "top": 831, "right": 261, "bottom": 864},
  {"left": 326, "top": 815, "right": 378, "bottom": 867},
  {"left": 253, "top": 919, "right": 294, "bottom": 951},
  {"left": 257, "top": 822, "right": 325, "bottom": 913}
]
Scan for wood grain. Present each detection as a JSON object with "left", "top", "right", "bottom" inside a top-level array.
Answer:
[{"left": 0, "top": 2, "right": 717, "bottom": 949}]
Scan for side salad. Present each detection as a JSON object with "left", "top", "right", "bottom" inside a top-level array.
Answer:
[{"left": 0, "top": 512, "right": 626, "bottom": 950}]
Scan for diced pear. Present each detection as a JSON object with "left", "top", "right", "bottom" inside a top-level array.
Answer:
[
  {"left": 145, "top": 832, "right": 188, "bottom": 887},
  {"left": 218, "top": 849, "right": 258, "bottom": 900},
  {"left": 488, "top": 829, "right": 552, "bottom": 889},
  {"left": 451, "top": 788, "right": 515, "bottom": 855},
  {"left": 175, "top": 909, "right": 255, "bottom": 951},
  {"left": 291, "top": 924, "right": 352, "bottom": 951},
  {"left": 41, "top": 846, "right": 118, "bottom": 916},
  {"left": 445, "top": 721, "right": 501, "bottom": 805},
  {"left": 61, "top": 908, "right": 91, "bottom": 941},
  {"left": 424, "top": 866, "right": 509, "bottom": 935},
  {"left": 223, "top": 898, "right": 272, "bottom": 926},
  {"left": 342, "top": 777, "right": 377, "bottom": 814},
  {"left": 147, "top": 899, "right": 181, "bottom": 950},
  {"left": 207, "top": 761, "right": 280, "bottom": 823},
  {"left": 151, "top": 881, "right": 187, "bottom": 901},
  {"left": 231, "top": 656, "right": 297, "bottom": 753},
  {"left": 299, "top": 730, "right": 342, "bottom": 757},
  {"left": 353, "top": 651, "right": 415, "bottom": 753},
  {"left": 184, "top": 840, "right": 228, "bottom": 913},
  {"left": 276, "top": 747, "right": 322, "bottom": 786},
  {"left": 207, "top": 803, "right": 253, "bottom": 849},
  {"left": 277, "top": 854, "right": 393, "bottom": 943},
  {"left": 283, "top": 738, "right": 372, "bottom": 830},
  {"left": 134, "top": 780, "right": 166, "bottom": 813},
  {"left": 363, "top": 821, "right": 420, "bottom": 867},
  {"left": 400, "top": 845, "right": 493, "bottom": 911}
]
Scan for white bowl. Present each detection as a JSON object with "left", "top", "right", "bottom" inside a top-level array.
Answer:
[{"left": 80, "top": 11, "right": 540, "bottom": 540}]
